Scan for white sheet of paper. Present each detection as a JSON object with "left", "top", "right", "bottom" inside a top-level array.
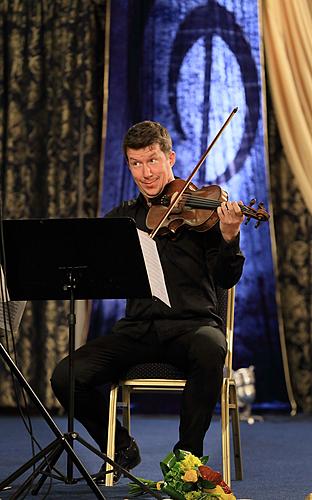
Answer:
[
  {"left": 137, "top": 229, "right": 171, "bottom": 308},
  {"left": 0, "top": 265, "right": 27, "bottom": 333}
]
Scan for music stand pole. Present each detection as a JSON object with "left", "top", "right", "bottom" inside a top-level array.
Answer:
[{"left": 63, "top": 268, "right": 78, "bottom": 482}]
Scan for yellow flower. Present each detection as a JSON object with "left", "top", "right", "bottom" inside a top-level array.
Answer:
[
  {"left": 203, "top": 484, "right": 236, "bottom": 499},
  {"left": 180, "top": 453, "right": 202, "bottom": 472},
  {"left": 182, "top": 469, "right": 198, "bottom": 482},
  {"left": 185, "top": 492, "right": 202, "bottom": 500},
  {"left": 156, "top": 481, "right": 164, "bottom": 490}
]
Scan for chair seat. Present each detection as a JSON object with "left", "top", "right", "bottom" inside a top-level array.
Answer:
[{"left": 124, "top": 362, "right": 186, "bottom": 380}]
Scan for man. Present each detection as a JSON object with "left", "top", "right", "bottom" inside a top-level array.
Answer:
[{"left": 51, "top": 121, "right": 245, "bottom": 484}]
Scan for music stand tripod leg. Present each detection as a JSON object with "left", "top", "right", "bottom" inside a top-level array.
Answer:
[
  {"left": 0, "top": 342, "right": 107, "bottom": 500},
  {"left": 30, "top": 441, "right": 66, "bottom": 495},
  {"left": 0, "top": 437, "right": 62, "bottom": 492},
  {"left": 75, "top": 435, "right": 162, "bottom": 499},
  {"left": 9, "top": 443, "right": 64, "bottom": 499}
]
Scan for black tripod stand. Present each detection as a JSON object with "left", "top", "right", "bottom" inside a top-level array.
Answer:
[{"left": 0, "top": 217, "right": 160, "bottom": 499}]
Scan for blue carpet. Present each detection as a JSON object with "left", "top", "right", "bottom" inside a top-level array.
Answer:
[{"left": 0, "top": 413, "right": 311, "bottom": 499}]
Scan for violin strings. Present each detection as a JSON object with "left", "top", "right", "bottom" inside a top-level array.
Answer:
[
  {"left": 181, "top": 194, "right": 257, "bottom": 218},
  {"left": 181, "top": 194, "right": 220, "bottom": 208}
]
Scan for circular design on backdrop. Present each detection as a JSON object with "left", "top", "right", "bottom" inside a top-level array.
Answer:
[{"left": 168, "top": 0, "right": 260, "bottom": 184}]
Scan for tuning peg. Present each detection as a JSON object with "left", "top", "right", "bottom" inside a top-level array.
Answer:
[
  {"left": 255, "top": 221, "right": 261, "bottom": 228},
  {"left": 245, "top": 217, "right": 251, "bottom": 225},
  {"left": 248, "top": 198, "right": 256, "bottom": 207}
]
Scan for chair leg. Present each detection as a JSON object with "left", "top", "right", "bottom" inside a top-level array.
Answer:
[
  {"left": 106, "top": 384, "right": 118, "bottom": 487},
  {"left": 122, "top": 385, "right": 131, "bottom": 434},
  {"left": 221, "top": 378, "right": 231, "bottom": 487},
  {"left": 229, "top": 382, "right": 243, "bottom": 480}
]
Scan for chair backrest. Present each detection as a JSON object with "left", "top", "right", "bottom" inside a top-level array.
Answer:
[{"left": 216, "top": 286, "right": 229, "bottom": 335}]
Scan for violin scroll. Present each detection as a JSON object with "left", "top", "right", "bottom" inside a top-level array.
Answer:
[{"left": 242, "top": 199, "right": 270, "bottom": 228}]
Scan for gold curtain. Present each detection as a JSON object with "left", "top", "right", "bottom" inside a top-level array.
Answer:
[
  {"left": 0, "top": 0, "right": 105, "bottom": 409},
  {"left": 263, "top": 0, "right": 312, "bottom": 214},
  {"left": 263, "top": 0, "right": 312, "bottom": 413},
  {"left": 268, "top": 107, "right": 312, "bottom": 414}
]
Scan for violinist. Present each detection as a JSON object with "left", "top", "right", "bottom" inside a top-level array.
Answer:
[{"left": 51, "top": 120, "right": 245, "bottom": 484}]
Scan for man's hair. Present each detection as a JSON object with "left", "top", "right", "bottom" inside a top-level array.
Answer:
[{"left": 123, "top": 121, "right": 172, "bottom": 159}]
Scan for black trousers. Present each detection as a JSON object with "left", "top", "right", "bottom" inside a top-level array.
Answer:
[{"left": 51, "top": 323, "right": 227, "bottom": 458}]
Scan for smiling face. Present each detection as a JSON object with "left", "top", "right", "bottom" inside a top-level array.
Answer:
[{"left": 127, "top": 143, "right": 175, "bottom": 199}]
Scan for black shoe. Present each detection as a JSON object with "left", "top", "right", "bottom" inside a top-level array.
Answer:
[{"left": 93, "top": 438, "right": 141, "bottom": 485}]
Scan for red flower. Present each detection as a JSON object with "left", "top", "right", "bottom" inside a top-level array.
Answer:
[
  {"left": 198, "top": 466, "right": 233, "bottom": 494},
  {"left": 219, "top": 480, "right": 232, "bottom": 494},
  {"left": 198, "top": 465, "right": 222, "bottom": 485}
]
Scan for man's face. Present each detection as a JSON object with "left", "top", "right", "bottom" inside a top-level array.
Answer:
[{"left": 127, "top": 143, "right": 175, "bottom": 199}]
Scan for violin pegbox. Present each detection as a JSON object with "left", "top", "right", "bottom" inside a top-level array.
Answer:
[{"left": 244, "top": 198, "right": 270, "bottom": 228}]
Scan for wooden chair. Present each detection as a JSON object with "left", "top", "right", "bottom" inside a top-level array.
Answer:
[{"left": 105, "top": 287, "right": 243, "bottom": 487}]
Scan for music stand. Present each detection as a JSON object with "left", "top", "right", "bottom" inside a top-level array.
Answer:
[{"left": 0, "top": 217, "right": 161, "bottom": 499}]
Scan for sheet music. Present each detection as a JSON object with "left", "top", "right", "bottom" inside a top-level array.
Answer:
[
  {"left": 0, "top": 265, "right": 26, "bottom": 333},
  {"left": 137, "top": 229, "right": 171, "bottom": 308}
]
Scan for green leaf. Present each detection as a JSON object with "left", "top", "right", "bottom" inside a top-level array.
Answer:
[
  {"left": 160, "top": 451, "right": 178, "bottom": 475},
  {"left": 162, "top": 484, "right": 185, "bottom": 500},
  {"left": 128, "top": 477, "right": 159, "bottom": 496},
  {"left": 182, "top": 482, "right": 195, "bottom": 492},
  {"left": 175, "top": 449, "right": 191, "bottom": 461},
  {"left": 199, "top": 479, "right": 216, "bottom": 489}
]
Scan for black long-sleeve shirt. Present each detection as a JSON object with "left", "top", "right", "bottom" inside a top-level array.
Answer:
[{"left": 106, "top": 193, "right": 245, "bottom": 340}]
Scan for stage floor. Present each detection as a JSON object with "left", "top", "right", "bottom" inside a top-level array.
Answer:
[{"left": 0, "top": 412, "right": 311, "bottom": 499}]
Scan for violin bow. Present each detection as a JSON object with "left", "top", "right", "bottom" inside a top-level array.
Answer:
[{"left": 149, "top": 107, "right": 238, "bottom": 239}]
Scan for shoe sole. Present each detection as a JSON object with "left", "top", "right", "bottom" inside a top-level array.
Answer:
[{"left": 113, "top": 455, "right": 141, "bottom": 483}]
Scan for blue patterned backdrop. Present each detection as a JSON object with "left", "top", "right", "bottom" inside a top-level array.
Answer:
[{"left": 91, "top": 0, "right": 288, "bottom": 405}]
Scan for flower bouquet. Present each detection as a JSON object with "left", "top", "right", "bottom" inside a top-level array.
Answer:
[{"left": 129, "top": 449, "right": 236, "bottom": 500}]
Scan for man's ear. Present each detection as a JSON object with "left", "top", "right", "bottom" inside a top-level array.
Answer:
[{"left": 169, "top": 150, "right": 176, "bottom": 167}]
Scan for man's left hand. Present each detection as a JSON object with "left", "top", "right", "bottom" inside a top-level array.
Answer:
[{"left": 217, "top": 201, "right": 244, "bottom": 243}]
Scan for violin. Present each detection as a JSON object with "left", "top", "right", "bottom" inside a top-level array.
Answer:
[
  {"left": 146, "top": 178, "right": 270, "bottom": 236},
  {"left": 146, "top": 108, "right": 270, "bottom": 239}
]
